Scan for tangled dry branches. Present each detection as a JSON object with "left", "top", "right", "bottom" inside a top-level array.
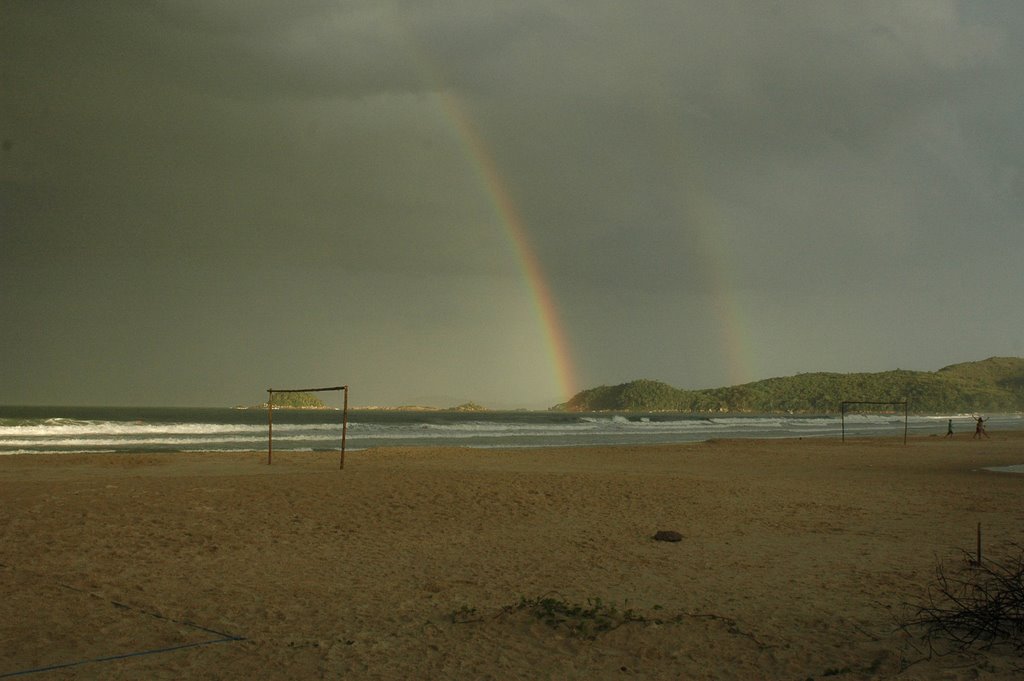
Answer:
[{"left": 901, "top": 544, "right": 1024, "bottom": 655}]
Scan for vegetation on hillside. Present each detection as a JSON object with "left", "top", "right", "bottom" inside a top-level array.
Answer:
[
  {"left": 450, "top": 402, "right": 487, "bottom": 411},
  {"left": 555, "top": 357, "right": 1024, "bottom": 414},
  {"left": 265, "top": 392, "right": 329, "bottom": 409}
]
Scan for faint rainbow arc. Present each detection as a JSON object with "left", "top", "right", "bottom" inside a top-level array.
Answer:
[
  {"left": 702, "top": 230, "right": 752, "bottom": 387},
  {"left": 436, "top": 91, "right": 579, "bottom": 402},
  {"left": 680, "top": 174, "right": 753, "bottom": 387},
  {"left": 653, "top": 104, "right": 753, "bottom": 389}
]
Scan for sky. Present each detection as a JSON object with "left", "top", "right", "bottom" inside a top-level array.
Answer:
[{"left": 2, "top": 1, "right": 1023, "bottom": 409}]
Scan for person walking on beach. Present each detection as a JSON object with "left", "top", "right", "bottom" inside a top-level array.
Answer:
[
  {"left": 945, "top": 419, "right": 954, "bottom": 438},
  {"left": 973, "top": 416, "right": 989, "bottom": 439}
]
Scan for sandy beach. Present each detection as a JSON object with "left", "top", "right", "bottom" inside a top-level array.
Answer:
[{"left": 2, "top": 433, "right": 1023, "bottom": 680}]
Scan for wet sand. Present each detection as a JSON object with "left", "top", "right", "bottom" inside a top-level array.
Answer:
[{"left": 2, "top": 433, "right": 1023, "bottom": 679}]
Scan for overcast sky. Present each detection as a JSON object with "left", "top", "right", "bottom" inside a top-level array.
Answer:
[{"left": 2, "top": 1, "right": 1022, "bottom": 408}]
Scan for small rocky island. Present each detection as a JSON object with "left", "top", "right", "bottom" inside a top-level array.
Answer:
[
  {"left": 352, "top": 402, "right": 488, "bottom": 412},
  {"left": 237, "top": 392, "right": 334, "bottom": 410},
  {"left": 236, "top": 395, "right": 489, "bottom": 411}
]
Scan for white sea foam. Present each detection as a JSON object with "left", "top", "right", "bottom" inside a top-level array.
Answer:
[
  {"left": 1, "top": 410, "right": 1019, "bottom": 454},
  {"left": 984, "top": 465, "right": 1024, "bottom": 474}
]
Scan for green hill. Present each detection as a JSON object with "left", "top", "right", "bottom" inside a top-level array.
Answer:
[{"left": 555, "top": 357, "right": 1024, "bottom": 414}]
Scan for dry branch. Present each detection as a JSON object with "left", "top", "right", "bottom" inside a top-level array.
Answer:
[{"left": 901, "top": 544, "right": 1024, "bottom": 655}]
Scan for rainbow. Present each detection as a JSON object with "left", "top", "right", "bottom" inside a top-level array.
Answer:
[
  {"left": 389, "top": 14, "right": 579, "bottom": 402},
  {"left": 435, "top": 88, "right": 755, "bottom": 397},
  {"left": 698, "top": 223, "right": 753, "bottom": 387},
  {"left": 672, "top": 151, "right": 754, "bottom": 387},
  {"left": 436, "top": 91, "right": 579, "bottom": 402},
  {"left": 382, "top": 12, "right": 757, "bottom": 402}
]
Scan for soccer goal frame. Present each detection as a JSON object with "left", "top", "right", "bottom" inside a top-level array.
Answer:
[
  {"left": 267, "top": 385, "right": 349, "bottom": 468},
  {"left": 840, "top": 400, "right": 908, "bottom": 445}
]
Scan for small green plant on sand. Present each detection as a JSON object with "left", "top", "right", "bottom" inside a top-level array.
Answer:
[
  {"left": 446, "top": 593, "right": 772, "bottom": 648},
  {"left": 449, "top": 605, "right": 481, "bottom": 624},
  {"left": 506, "top": 595, "right": 646, "bottom": 639}
]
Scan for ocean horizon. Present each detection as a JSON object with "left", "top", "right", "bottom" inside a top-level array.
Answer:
[{"left": 1, "top": 405, "right": 1019, "bottom": 455}]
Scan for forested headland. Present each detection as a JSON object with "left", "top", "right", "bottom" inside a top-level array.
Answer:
[{"left": 555, "top": 357, "right": 1024, "bottom": 414}]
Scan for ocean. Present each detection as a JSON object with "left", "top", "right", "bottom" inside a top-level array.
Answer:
[{"left": 0, "top": 406, "right": 1019, "bottom": 455}]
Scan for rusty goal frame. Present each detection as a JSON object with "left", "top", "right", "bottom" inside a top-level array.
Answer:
[{"left": 267, "top": 385, "right": 349, "bottom": 468}]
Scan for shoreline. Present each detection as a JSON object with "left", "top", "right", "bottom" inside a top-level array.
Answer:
[
  {"left": 3, "top": 429, "right": 1022, "bottom": 459},
  {"left": 3, "top": 434, "right": 1024, "bottom": 679},
  {"left": 4, "top": 407, "right": 1019, "bottom": 455}
]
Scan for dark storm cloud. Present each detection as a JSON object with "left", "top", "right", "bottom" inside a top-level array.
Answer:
[
  {"left": 2, "top": 1, "right": 1022, "bottom": 406},
  {"left": 450, "top": 2, "right": 1011, "bottom": 288}
]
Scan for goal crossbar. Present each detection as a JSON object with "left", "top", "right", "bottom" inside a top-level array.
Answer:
[
  {"left": 267, "top": 385, "right": 349, "bottom": 468},
  {"left": 269, "top": 386, "right": 346, "bottom": 393},
  {"left": 840, "top": 400, "right": 908, "bottom": 445}
]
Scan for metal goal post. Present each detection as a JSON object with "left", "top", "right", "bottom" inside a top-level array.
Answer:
[{"left": 267, "top": 385, "right": 349, "bottom": 468}]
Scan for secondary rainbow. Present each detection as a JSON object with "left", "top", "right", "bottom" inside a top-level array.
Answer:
[
  {"left": 662, "top": 120, "right": 755, "bottom": 388},
  {"left": 686, "top": 185, "right": 754, "bottom": 387}
]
